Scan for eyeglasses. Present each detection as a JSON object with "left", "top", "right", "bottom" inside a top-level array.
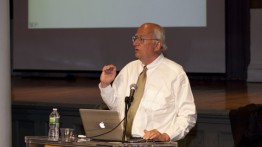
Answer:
[{"left": 132, "top": 35, "right": 159, "bottom": 44}]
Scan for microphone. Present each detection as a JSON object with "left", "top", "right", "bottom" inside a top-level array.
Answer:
[{"left": 129, "top": 84, "right": 137, "bottom": 102}]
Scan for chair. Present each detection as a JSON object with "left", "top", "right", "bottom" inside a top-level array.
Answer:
[{"left": 229, "top": 104, "right": 262, "bottom": 147}]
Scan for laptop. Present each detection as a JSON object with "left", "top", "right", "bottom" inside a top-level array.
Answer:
[{"left": 79, "top": 109, "right": 124, "bottom": 142}]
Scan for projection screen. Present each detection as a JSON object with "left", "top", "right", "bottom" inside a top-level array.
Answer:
[{"left": 12, "top": 0, "right": 225, "bottom": 73}]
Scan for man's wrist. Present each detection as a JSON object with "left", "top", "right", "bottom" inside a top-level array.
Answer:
[
  {"left": 159, "top": 133, "right": 170, "bottom": 142},
  {"left": 100, "top": 82, "right": 110, "bottom": 88}
]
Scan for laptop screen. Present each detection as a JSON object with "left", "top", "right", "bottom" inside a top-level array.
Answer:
[{"left": 79, "top": 109, "right": 124, "bottom": 141}]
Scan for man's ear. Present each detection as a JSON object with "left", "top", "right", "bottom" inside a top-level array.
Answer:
[{"left": 154, "top": 41, "right": 162, "bottom": 52}]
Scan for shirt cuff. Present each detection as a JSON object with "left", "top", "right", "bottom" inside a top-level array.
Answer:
[{"left": 99, "top": 83, "right": 113, "bottom": 96}]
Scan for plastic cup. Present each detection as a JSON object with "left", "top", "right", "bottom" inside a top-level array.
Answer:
[{"left": 60, "top": 128, "right": 74, "bottom": 142}]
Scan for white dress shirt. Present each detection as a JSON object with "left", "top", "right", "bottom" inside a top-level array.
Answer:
[{"left": 99, "top": 54, "right": 197, "bottom": 141}]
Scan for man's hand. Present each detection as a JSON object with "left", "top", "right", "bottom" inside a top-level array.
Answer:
[
  {"left": 143, "top": 129, "right": 170, "bottom": 142},
  {"left": 100, "top": 64, "right": 117, "bottom": 88}
]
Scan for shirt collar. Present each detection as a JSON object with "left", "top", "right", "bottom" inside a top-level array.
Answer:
[{"left": 139, "top": 53, "right": 164, "bottom": 70}]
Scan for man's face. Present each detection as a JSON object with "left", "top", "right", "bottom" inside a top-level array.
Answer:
[{"left": 133, "top": 25, "right": 160, "bottom": 64}]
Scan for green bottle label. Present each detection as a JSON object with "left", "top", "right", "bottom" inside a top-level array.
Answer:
[{"left": 49, "top": 117, "right": 55, "bottom": 123}]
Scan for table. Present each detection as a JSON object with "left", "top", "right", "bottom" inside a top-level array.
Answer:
[{"left": 25, "top": 136, "right": 178, "bottom": 147}]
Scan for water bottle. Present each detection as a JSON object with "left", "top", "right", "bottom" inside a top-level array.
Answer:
[{"left": 48, "top": 108, "right": 60, "bottom": 140}]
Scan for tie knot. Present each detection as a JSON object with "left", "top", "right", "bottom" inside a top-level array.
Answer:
[
  {"left": 140, "top": 66, "right": 147, "bottom": 76},
  {"left": 143, "top": 66, "right": 147, "bottom": 71}
]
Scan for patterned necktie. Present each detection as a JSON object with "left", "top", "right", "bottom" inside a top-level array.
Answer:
[{"left": 126, "top": 66, "right": 147, "bottom": 138}]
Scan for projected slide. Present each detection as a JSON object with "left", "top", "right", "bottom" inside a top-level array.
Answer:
[
  {"left": 28, "top": 0, "right": 206, "bottom": 28},
  {"left": 13, "top": 0, "right": 225, "bottom": 73}
]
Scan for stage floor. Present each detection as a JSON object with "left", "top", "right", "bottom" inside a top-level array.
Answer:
[{"left": 11, "top": 77, "right": 262, "bottom": 111}]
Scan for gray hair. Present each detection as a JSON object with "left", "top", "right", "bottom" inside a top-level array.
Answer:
[{"left": 153, "top": 25, "right": 168, "bottom": 51}]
